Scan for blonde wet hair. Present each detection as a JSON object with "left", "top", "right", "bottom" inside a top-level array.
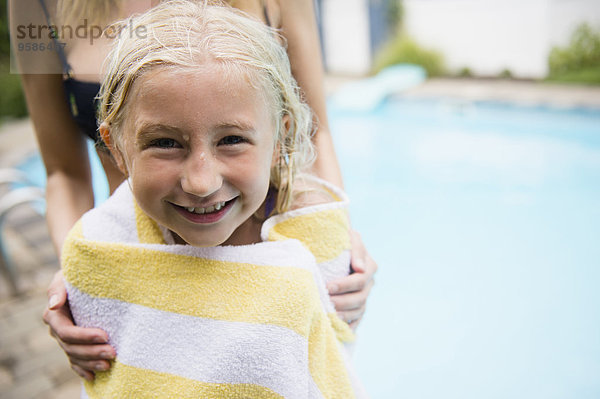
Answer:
[{"left": 98, "top": 0, "right": 315, "bottom": 214}]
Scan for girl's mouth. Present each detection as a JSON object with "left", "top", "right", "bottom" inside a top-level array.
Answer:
[
  {"left": 174, "top": 198, "right": 236, "bottom": 224},
  {"left": 185, "top": 201, "right": 227, "bottom": 214}
]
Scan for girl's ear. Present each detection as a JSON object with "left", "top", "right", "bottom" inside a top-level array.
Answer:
[{"left": 99, "top": 122, "right": 128, "bottom": 175}]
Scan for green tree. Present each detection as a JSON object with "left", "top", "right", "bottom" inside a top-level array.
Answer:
[
  {"left": 548, "top": 23, "right": 600, "bottom": 84},
  {"left": 0, "top": 0, "right": 28, "bottom": 119},
  {"left": 373, "top": 34, "right": 445, "bottom": 77}
]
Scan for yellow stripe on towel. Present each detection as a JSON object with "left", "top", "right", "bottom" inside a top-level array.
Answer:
[
  {"left": 308, "top": 309, "right": 356, "bottom": 398},
  {"left": 62, "top": 238, "right": 320, "bottom": 338},
  {"left": 135, "top": 202, "right": 165, "bottom": 244},
  {"left": 85, "top": 361, "right": 283, "bottom": 399},
  {"left": 266, "top": 209, "right": 350, "bottom": 263},
  {"left": 329, "top": 313, "right": 356, "bottom": 343}
]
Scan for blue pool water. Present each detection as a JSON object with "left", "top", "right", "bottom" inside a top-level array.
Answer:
[
  {"left": 16, "top": 140, "right": 110, "bottom": 209},
  {"left": 329, "top": 97, "right": 600, "bottom": 398}
]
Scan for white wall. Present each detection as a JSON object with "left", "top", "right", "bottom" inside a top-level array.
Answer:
[
  {"left": 321, "top": 0, "right": 372, "bottom": 75},
  {"left": 546, "top": 0, "right": 600, "bottom": 47},
  {"left": 403, "top": 0, "right": 600, "bottom": 78}
]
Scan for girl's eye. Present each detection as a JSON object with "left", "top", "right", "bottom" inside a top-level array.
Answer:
[
  {"left": 150, "top": 138, "right": 178, "bottom": 148},
  {"left": 219, "top": 135, "right": 247, "bottom": 146}
]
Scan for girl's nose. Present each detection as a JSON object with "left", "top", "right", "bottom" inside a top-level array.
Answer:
[{"left": 181, "top": 151, "right": 223, "bottom": 197}]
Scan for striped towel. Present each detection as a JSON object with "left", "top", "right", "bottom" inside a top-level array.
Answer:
[{"left": 62, "top": 177, "right": 367, "bottom": 398}]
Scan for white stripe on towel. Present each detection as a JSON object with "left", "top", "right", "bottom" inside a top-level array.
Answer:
[{"left": 67, "top": 283, "right": 324, "bottom": 399}]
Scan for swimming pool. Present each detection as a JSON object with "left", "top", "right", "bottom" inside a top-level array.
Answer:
[{"left": 329, "top": 96, "right": 600, "bottom": 398}]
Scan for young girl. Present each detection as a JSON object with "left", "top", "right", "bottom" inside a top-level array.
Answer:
[{"left": 61, "top": 1, "right": 367, "bottom": 397}]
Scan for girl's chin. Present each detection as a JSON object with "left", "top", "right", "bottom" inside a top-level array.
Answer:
[{"left": 172, "top": 232, "right": 227, "bottom": 247}]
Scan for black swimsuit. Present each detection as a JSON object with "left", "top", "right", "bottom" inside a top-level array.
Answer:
[
  {"left": 62, "top": 78, "right": 102, "bottom": 142},
  {"left": 38, "top": 0, "right": 103, "bottom": 142}
]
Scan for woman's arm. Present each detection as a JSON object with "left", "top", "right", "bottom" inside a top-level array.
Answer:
[
  {"left": 9, "top": 0, "right": 95, "bottom": 253},
  {"left": 279, "top": 0, "right": 344, "bottom": 188},
  {"left": 10, "top": 0, "right": 112, "bottom": 380},
  {"left": 19, "top": 73, "right": 113, "bottom": 380},
  {"left": 23, "top": 74, "right": 120, "bottom": 380},
  {"left": 280, "top": 0, "right": 377, "bottom": 329},
  {"left": 19, "top": 74, "right": 95, "bottom": 254},
  {"left": 19, "top": 73, "right": 112, "bottom": 379}
]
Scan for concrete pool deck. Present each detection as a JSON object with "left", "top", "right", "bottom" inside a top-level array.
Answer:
[
  {"left": 325, "top": 76, "right": 600, "bottom": 109},
  {"left": 1, "top": 77, "right": 600, "bottom": 398}
]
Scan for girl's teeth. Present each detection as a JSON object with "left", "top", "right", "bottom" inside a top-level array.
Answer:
[{"left": 185, "top": 201, "right": 226, "bottom": 214}]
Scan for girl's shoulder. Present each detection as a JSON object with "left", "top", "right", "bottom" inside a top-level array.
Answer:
[
  {"left": 288, "top": 174, "right": 348, "bottom": 211},
  {"left": 260, "top": 175, "right": 350, "bottom": 244}
]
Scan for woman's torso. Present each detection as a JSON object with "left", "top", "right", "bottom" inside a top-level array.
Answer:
[{"left": 57, "top": 0, "right": 280, "bottom": 140}]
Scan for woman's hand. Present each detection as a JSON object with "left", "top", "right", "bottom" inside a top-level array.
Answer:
[
  {"left": 43, "top": 271, "right": 116, "bottom": 381},
  {"left": 327, "top": 230, "right": 377, "bottom": 330}
]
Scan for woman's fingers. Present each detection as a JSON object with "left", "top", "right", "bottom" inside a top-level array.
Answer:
[
  {"left": 349, "top": 315, "right": 363, "bottom": 331},
  {"left": 334, "top": 293, "right": 366, "bottom": 332},
  {"left": 348, "top": 229, "right": 377, "bottom": 280},
  {"left": 43, "top": 271, "right": 111, "bottom": 345},
  {"left": 326, "top": 230, "right": 378, "bottom": 329},
  {"left": 327, "top": 271, "right": 374, "bottom": 331},
  {"left": 71, "top": 364, "right": 96, "bottom": 382},
  {"left": 69, "top": 356, "right": 112, "bottom": 373},
  {"left": 329, "top": 279, "right": 374, "bottom": 312},
  {"left": 337, "top": 306, "right": 365, "bottom": 325},
  {"left": 330, "top": 279, "right": 373, "bottom": 331},
  {"left": 46, "top": 270, "right": 67, "bottom": 310},
  {"left": 44, "top": 305, "right": 109, "bottom": 345},
  {"left": 328, "top": 271, "right": 369, "bottom": 296},
  {"left": 349, "top": 230, "right": 367, "bottom": 273},
  {"left": 46, "top": 313, "right": 115, "bottom": 375},
  {"left": 43, "top": 272, "right": 115, "bottom": 376},
  {"left": 55, "top": 339, "right": 116, "bottom": 362},
  {"left": 52, "top": 327, "right": 115, "bottom": 375}
]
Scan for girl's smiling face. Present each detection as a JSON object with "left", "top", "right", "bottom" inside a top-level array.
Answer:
[{"left": 106, "top": 64, "right": 277, "bottom": 246}]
